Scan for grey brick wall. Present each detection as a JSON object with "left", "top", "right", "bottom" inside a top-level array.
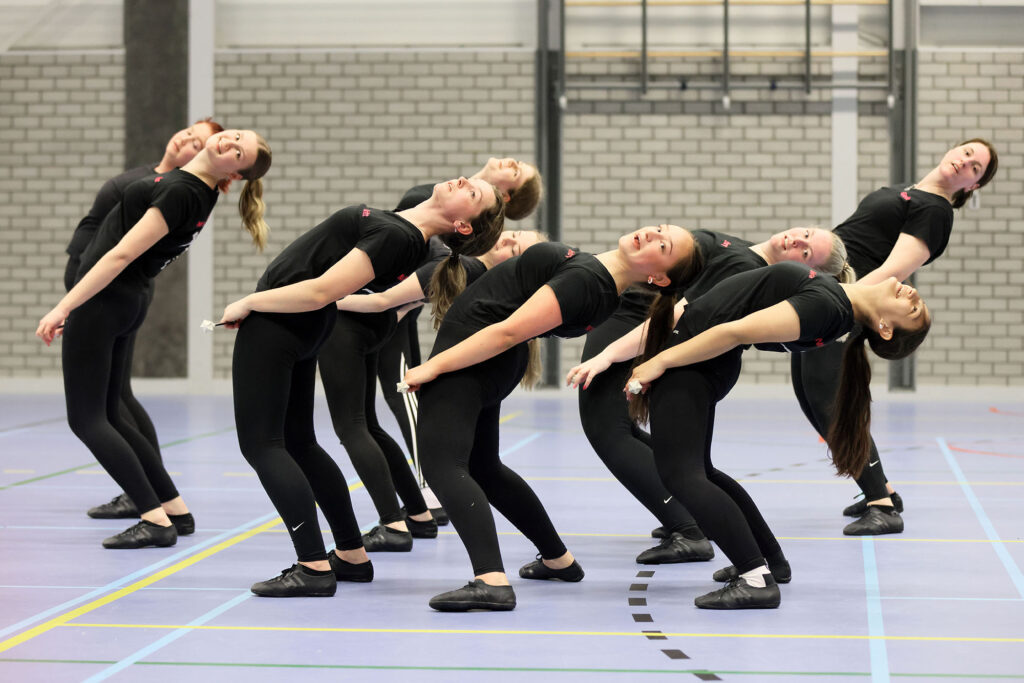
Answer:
[
  {"left": 4, "top": 48, "right": 1021, "bottom": 387},
  {"left": 0, "top": 53, "right": 125, "bottom": 377}
]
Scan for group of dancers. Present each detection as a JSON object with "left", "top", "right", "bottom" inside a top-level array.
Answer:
[{"left": 36, "top": 122, "right": 997, "bottom": 610}]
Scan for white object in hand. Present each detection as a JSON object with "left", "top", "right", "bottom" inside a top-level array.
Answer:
[
  {"left": 396, "top": 382, "right": 410, "bottom": 394},
  {"left": 200, "top": 319, "right": 216, "bottom": 332},
  {"left": 627, "top": 379, "right": 643, "bottom": 395}
]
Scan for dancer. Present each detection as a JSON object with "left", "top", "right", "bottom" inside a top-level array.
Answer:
[
  {"left": 567, "top": 226, "right": 848, "bottom": 564},
  {"left": 37, "top": 128, "right": 272, "bottom": 549},
  {"left": 320, "top": 231, "right": 541, "bottom": 551},
  {"left": 223, "top": 177, "right": 504, "bottom": 597},
  {"left": 67, "top": 118, "right": 224, "bottom": 521},
  {"left": 791, "top": 138, "right": 997, "bottom": 535},
  {"left": 625, "top": 262, "right": 931, "bottom": 608},
  {"left": 403, "top": 225, "right": 702, "bottom": 611}
]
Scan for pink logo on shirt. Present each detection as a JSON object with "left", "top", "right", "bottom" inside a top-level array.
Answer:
[
  {"left": 815, "top": 338, "right": 824, "bottom": 347},
  {"left": 565, "top": 249, "right": 575, "bottom": 259},
  {"left": 196, "top": 221, "right": 205, "bottom": 228},
  {"left": 154, "top": 176, "right": 163, "bottom": 182},
  {"left": 585, "top": 325, "right": 593, "bottom": 332},
  {"left": 721, "top": 240, "right": 731, "bottom": 247},
  {"left": 397, "top": 274, "right": 406, "bottom": 281},
  {"left": 362, "top": 208, "right": 371, "bottom": 217},
  {"left": 808, "top": 270, "right": 817, "bottom": 279},
  {"left": 900, "top": 191, "right": 911, "bottom": 201}
]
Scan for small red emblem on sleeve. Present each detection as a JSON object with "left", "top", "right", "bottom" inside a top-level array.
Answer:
[
  {"left": 154, "top": 176, "right": 163, "bottom": 182},
  {"left": 397, "top": 274, "right": 406, "bottom": 281},
  {"left": 585, "top": 325, "right": 593, "bottom": 332},
  {"left": 900, "top": 191, "right": 911, "bottom": 201},
  {"left": 808, "top": 270, "right": 817, "bottom": 279},
  {"left": 362, "top": 208, "right": 371, "bottom": 217},
  {"left": 815, "top": 338, "right": 824, "bottom": 347},
  {"left": 196, "top": 221, "right": 205, "bottom": 228},
  {"left": 565, "top": 249, "right": 575, "bottom": 258},
  {"left": 721, "top": 240, "right": 730, "bottom": 247}
]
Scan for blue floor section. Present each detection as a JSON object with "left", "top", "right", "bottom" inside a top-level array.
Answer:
[{"left": 1, "top": 388, "right": 1022, "bottom": 682}]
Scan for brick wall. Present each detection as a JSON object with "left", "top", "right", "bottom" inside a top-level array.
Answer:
[{"left": 3, "top": 48, "right": 1021, "bottom": 386}]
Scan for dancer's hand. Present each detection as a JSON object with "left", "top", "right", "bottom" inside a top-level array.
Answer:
[
  {"left": 219, "top": 297, "right": 251, "bottom": 329},
  {"left": 565, "top": 353, "right": 611, "bottom": 390},
  {"left": 36, "top": 306, "right": 69, "bottom": 345},
  {"left": 624, "top": 358, "right": 666, "bottom": 396},
  {"left": 402, "top": 362, "right": 439, "bottom": 392}
]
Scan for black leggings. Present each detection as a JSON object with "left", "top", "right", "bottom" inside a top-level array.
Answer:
[
  {"left": 62, "top": 283, "right": 175, "bottom": 513},
  {"left": 233, "top": 308, "right": 362, "bottom": 562},
  {"left": 649, "top": 351, "right": 782, "bottom": 575},
  {"left": 319, "top": 311, "right": 427, "bottom": 525},
  {"left": 419, "top": 346, "right": 566, "bottom": 576},
  {"left": 579, "top": 317, "right": 702, "bottom": 535},
  {"left": 790, "top": 337, "right": 889, "bottom": 500},
  {"left": 375, "top": 307, "right": 422, "bottom": 457},
  {"left": 66, "top": 254, "right": 161, "bottom": 467}
]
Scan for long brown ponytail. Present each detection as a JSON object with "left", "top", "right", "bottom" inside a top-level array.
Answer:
[
  {"left": 236, "top": 134, "right": 272, "bottom": 251},
  {"left": 429, "top": 187, "right": 506, "bottom": 327},
  {"left": 826, "top": 314, "right": 932, "bottom": 478},
  {"left": 627, "top": 239, "right": 706, "bottom": 425}
]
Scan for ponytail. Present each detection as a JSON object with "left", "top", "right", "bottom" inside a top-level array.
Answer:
[
  {"left": 821, "top": 231, "right": 856, "bottom": 283},
  {"left": 239, "top": 178, "right": 268, "bottom": 251},
  {"left": 428, "top": 253, "right": 468, "bottom": 329},
  {"left": 825, "top": 330, "right": 873, "bottom": 478},
  {"left": 826, "top": 312, "right": 932, "bottom": 478},
  {"left": 506, "top": 171, "right": 543, "bottom": 221},
  {"left": 428, "top": 187, "right": 506, "bottom": 328},
  {"left": 520, "top": 338, "right": 542, "bottom": 389}
]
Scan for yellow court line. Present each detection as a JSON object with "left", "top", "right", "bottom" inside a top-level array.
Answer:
[
  {"left": 489, "top": 531, "right": 1024, "bottom": 543},
  {"left": 59, "top": 622, "right": 1024, "bottom": 643},
  {"left": 0, "top": 478, "right": 368, "bottom": 654},
  {"left": 499, "top": 411, "right": 522, "bottom": 424},
  {"left": 3, "top": 469, "right": 35, "bottom": 474},
  {"left": 526, "top": 477, "right": 1024, "bottom": 486}
]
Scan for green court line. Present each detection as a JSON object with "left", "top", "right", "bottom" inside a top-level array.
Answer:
[
  {"left": 0, "top": 658, "right": 1021, "bottom": 678},
  {"left": 0, "top": 417, "right": 66, "bottom": 434},
  {"left": 0, "top": 427, "right": 236, "bottom": 492}
]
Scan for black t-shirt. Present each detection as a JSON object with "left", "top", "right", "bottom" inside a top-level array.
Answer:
[
  {"left": 674, "top": 261, "right": 854, "bottom": 353},
  {"left": 256, "top": 205, "right": 426, "bottom": 293},
  {"left": 394, "top": 183, "right": 432, "bottom": 212},
  {"left": 834, "top": 185, "right": 954, "bottom": 276},
  {"left": 76, "top": 169, "right": 219, "bottom": 287},
  {"left": 66, "top": 163, "right": 158, "bottom": 258},
  {"left": 435, "top": 242, "right": 619, "bottom": 352},
  {"left": 602, "top": 229, "right": 769, "bottom": 327}
]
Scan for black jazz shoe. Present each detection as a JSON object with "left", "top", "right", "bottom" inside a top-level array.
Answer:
[
  {"left": 843, "top": 506, "right": 904, "bottom": 536},
  {"left": 429, "top": 580, "right": 516, "bottom": 612},
  {"left": 327, "top": 552, "right": 374, "bottom": 583},
  {"left": 405, "top": 516, "right": 438, "bottom": 539},
  {"left": 713, "top": 559, "right": 791, "bottom": 584},
  {"left": 168, "top": 512, "right": 195, "bottom": 536},
  {"left": 636, "top": 533, "right": 715, "bottom": 564},
  {"left": 250, "top": 564, "right": 336, "bottom": 597},
  {"left": 695, "top": 575, "right": 781, "bottom": 610},
  {"left": 401, "top": 505, "right": 449, "bottom": 526},
  {"left": 102, "top": 520, "right": 177, "bottom": 549},
  {"left": 518, "top": 555, "right": 585, "bottom": 582},
  {"left": 651, "top": 526, "right": 668, "bottom": 539},
  {"left": 844, "top": 492, "right": 904, "bottom": 517},
  {"left": 88, "top": 493, "right": 138, "bottom": 519},
  {"left": 361, "top": 525, "right": 413, "bottom": 552}
]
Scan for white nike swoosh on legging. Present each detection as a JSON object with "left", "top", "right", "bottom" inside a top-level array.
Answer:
[
  {"left": 868, "top": 461, "right": 879, "bottom": 467},
  {"left": 291, "top": 521, "right": 305, "bottom": 531},
  {"left": 663, "top": 496, "right": 672, "bottom": 504}
]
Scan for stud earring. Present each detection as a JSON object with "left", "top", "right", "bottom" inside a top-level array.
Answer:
[{"left": 647, "top": 276, "right": 654, "bottom": 285}]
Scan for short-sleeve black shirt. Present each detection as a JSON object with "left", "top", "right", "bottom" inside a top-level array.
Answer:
[
  {"left": 435, "top": 242, "right": 619, "bottom": 352},
  {"left": 76, "top": 169, "right": 219, "bottom": 287},
  {"left": 256, "top": 205, "right": 426, "bottom": 293},
  {"left": 834, "top": 185, "right": 954, "bottom": 276},
  {"left": 66, "top": 163, "right": 158, "bottom": 258},
  {"left": 674, "top": 261, "right": 854, "bottom": 353}
]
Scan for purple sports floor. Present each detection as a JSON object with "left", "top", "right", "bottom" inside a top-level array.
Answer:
[{"left": 1, "top": 386, "right": 1022, "bottom": 682}]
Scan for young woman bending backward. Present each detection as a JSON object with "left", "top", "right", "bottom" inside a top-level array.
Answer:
[
  {"left": 68, "top": 118, "right": 224, "bottom": 522},
  {"left": 402, "top": 225, "right": 702, "bottom": 611},
  {"left": 220, "top": 177, "right": 504, "bottom": 598},
  {"left": 625, "top": 263, "right": 931, "bottom": 609},
  {"left": 37, "top": 129, "right": 272, "bottom": 549},
  {"left": 791, "top": 139, "right": 997, "bottom": 536},
  {"left": 328, "top": 229, "right": 545, "bottom": 552},
  {"left": 567, "top": 227, "right": 849, "bottom": 566}
]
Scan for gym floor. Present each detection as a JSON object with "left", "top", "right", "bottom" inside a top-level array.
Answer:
[{"left": 1, "top": 386, "right": 1021, "bottom": 682}]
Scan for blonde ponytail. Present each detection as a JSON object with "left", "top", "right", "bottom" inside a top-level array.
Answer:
[
  {"left": 519, "top": 338, "right": 542, "bottom": 389},
  {"left": 239, "top": 178, "right": 268, "bottom": 251}
]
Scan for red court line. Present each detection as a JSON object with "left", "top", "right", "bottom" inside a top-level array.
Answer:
[
  {"left": 988, "top": 406, "right": 1024, "bottom": 417},
  {"left": 947, "top": 444, "right": 1024, "bottom": 460}
]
